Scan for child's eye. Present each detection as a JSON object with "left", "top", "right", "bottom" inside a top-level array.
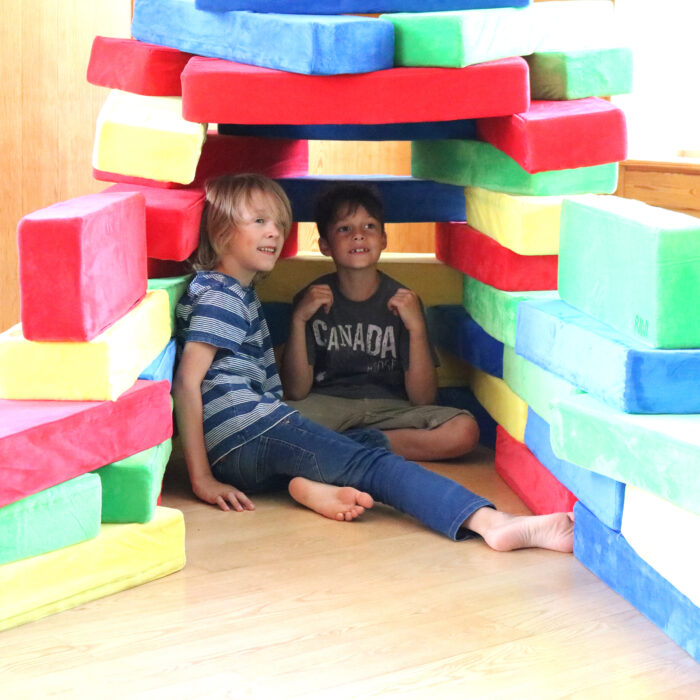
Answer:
[
  {"left": 365, "top": 223, "right": 376, "bottom": 230},
  {"left": 255, "top": 218, "right": 265, "bottom": 224},
  {"left": 336, "top": 225, "right": 350, "bottom": 234}
]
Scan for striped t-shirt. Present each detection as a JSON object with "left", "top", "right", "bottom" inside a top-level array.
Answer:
[{"left": 176, "top": 271, "right": 295, "bottom": 465}]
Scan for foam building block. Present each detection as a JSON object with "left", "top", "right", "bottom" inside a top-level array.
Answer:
[
  {"left": 525, "top": 409, "right": 624, "bottom": 531},
  {"left": 87, "top": 36, "right": 193, "bottom": 96},
  {"left": 515, "top": 297, "right": 700, "bottom": 414},
  {"left": 279, "top": 176, "right": 465, "bottom": 223},
  {"left": 464, "top": 187, "right": 562, "bottom": 256},
  {"left": 622, "top": 485, "right": 700, "bottom": 609},
  {"left": 131, "top": 0, "right": 394, "bottom": 76},
  {"left": 18, "top": 191, "right": 147, "bottom": 342},
  {"left": 93, "top": 91, "right": 206, "bottom": 186},
  {"left": 0, "top": 291, "right": 171, "bottom": 401},
  {"left": 462, "top": 275, "right": 557, "bottom": 347},
  {"left": 465, "top": 364, "right": 527, "bottom": 441},
  {"left": 495, "top": 426, "right": 577, "bottom": 515},
  {"left": 147, "top": 259, "right": 192, "bottom": 279},
  {"left": 436, "top": 223, "right": 558, "bottom": 291},
  {"left": 0, "top": 474, "right": 102, "bottom": 566},
  {"left": 437, "top": 386, "right": 498, "bottom": 449},
  {"left": 426, "top": 305, "right": 504, "bottom": 378},
  {"left": 182, "top": 57, "right": 530, "bottom": 125},
  {"left": 197, "top": 0, "right": 532, "bottom": 12},
  {"left": 435, "top": 349, "right": 472, "bottom": 388},
  {"left": 147, "top": 275, "right": 193, "bottom": 333},
  {"left": 412, "top": 140, "right": 619, "bottom": 195},
  {"left": 139, "top": 339, "right": 177, "bottom": 385},
  {"left": 0, "top": 507, "right": 185, "bottom": 632},
  {"left": 0, "top": 380, "right": 172, "bottom": 509},
  {"left": 574, "top": 502, "right": 700, "bottom": 664},
  {"left": 476, "top": 98, "right": 627, "bottom": 174},
  {"left": 95, "top": 440, "right": 173, "bottom": 524},
  {"left": 551, "top": 392, "right": 700, "bottom": 517},
  {"left": 525, "top": 48, "right": 634, "bottom": 101},
  {"left": 103, "top": 185, "right": 204, "bottom": 261},
  {"left": 559, "top": 195, "right": 700, "bottom": 349}
]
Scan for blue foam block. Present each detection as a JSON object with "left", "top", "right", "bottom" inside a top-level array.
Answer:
[
  {"left": 262, "top": 302, "right": 292, "bottom": 348},
  {"left": 197, "top": 1, "right": 531, "bottom": 13},
  {"left": 139, "top": 339, "right": 176, "bottom": 386},
  {"left": 218, "top": 120, "right": 478, "bottom": 142},
  {"left": 427, "top": 305, "right": 504, "bottom": 378},
  {"left": 132, "top": 1, "right": 394, "bottom": 76},
  {"left": 437, "top": 386, "right": 497, "bottom": 450},
  {"left": 525, "top": 409, "right": 624, "bottom": 531},
  {"left": 574, "top": 501, "right": 700, "bottom": 663},
  {"left": 516, "top": 298, "right": 700, "bottom": 414},
  {"left": 277, "top": 176, "right": 466, "bottom": 223}
]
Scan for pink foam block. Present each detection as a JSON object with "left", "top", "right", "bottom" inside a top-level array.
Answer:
[
  {"left": 476, "top": 98, "right": 628, "bottom": 174},
  {"left": 87, "top": 36, "right": 193, "bottom": 96},
  {"left": 94, "top": 133, "right": 309, "bottom": 189},
  {"left": 181, "top": 57, "right": 530, "bottom": 125},
  {"left": 0, "top": 380, "right": 172, "bottom": 509},
  {"left": 18, "top": 192, "right": 147, "bottom": 341},
  {"left": 435, "top": 222, "right": 557, "bottom": 291},
  {"left": 494, "top": 426, "right": 577, "bottom": 515}
]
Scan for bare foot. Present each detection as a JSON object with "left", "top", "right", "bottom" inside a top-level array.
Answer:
[
  {"left": 288, "top": 477, "right": 374, "bottom": 522},
  {"left": 465, "top": 509, "right": 574, "bottom": 553}
]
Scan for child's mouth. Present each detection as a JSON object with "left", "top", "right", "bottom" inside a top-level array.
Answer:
[
  {"left": 258, "top": 247, "right": 277, "bottom": 255},
  {"left": 350, "top": 247, "right": 370, "bottom": 254}
]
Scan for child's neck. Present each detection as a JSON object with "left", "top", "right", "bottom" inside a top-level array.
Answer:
[{"left": 335, "top": 266, "right": 381, "bottom": 302}]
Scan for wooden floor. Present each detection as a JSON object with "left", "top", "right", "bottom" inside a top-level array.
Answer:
[{"left": 2, "top": 447, "right": 699, "bottom": 698}]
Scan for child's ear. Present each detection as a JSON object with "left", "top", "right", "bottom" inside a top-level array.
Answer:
[
  {"left": 318, "top": 236, "right": 332, "bottom": 257},
  {"left": 381, "top": 229, "right": 388, "bottom": 251}
]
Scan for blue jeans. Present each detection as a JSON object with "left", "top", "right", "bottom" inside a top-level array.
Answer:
[{"left": 212, "top": 412, "right": 493, "bottom": 541}]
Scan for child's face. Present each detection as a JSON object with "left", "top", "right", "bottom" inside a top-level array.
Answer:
[
  {"left": 216, "top": 189, "right": 285, "bottom": 285},
  {"left": 319, "top": 204, "right": 386, "bottom": 271}
]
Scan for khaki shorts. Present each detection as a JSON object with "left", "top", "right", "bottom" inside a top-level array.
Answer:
[{"left": 286, "top": 393, "right": 471, "bottom": 433}]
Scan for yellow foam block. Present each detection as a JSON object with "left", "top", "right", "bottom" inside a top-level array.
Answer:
[
  {"left": 436, "top": 348, "right": 470, "bottom": 388},
  {"left": 0, "top": 506, "right": 185, "bottom": 632},
  {"left": 465, "top": 187, "right": 562, "bottom": 256},
  {"left": 93, "top": 90, "right": 207, "bottom": 184},
  {"left": 465, "top": 363, "right": 528, "bottom": 442},
  {"left": 0, "top": 290, "right": 171, "bottom": 401},
  {"left": 621, "top": 485, "right": 700, "bottom": 609},
  {"left": 257, "top": 253, "right": 463, "bottom": 306}
]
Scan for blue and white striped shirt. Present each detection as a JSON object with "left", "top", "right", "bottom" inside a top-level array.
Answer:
[{"left": 176, "top": 271, "right": 294, "bottom": 465}]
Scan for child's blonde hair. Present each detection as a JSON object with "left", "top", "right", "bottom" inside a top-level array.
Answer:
[{"left": 192, "top": 173, "right": 293, "bottom": 271}]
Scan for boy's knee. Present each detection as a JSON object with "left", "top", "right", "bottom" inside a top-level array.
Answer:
[{"left": 452, "top": 415, "right": 480, "bottom": 453}]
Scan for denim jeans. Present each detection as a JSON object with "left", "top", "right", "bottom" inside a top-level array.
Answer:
[{"left": 212, "top": 412, "right": 493, "bottom": 541}]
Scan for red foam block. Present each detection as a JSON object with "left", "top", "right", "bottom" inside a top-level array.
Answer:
[
  {"left": 494, "top": 426, "right": 577, "bottom": 515},
  {"left": 476, "top": 98, "right": 628, "bottom": 173},
  {"left": 94, "top": 133, "right": 309, "bottom": 189},
  {"left": 18, "top": 192, "right": 147, "bottom": 341},
  {"left": 87, "top": 36, "right": 193, "bottom": 96},
  {"left": 435, "top": 222, "right": 557, "bottom": 291},
  {"left": 181, "top": 57, "right": 530, "bottom": 125},
  {"left": 0, "top": 380, "right": 173, "bottom": 509}
]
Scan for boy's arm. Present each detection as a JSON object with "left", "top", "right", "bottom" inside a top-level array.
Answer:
[{"left": 172, "top": 341, "right": 254, "bottom": 512}]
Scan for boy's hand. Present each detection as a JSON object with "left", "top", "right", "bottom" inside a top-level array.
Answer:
[
  {"left": 387, "top": 289, "right": 425, "bottom": 333},
  {"left": 293, "top": 284, "right": 334, "bottom": 323},
  {"left": 193, "top": 475, "right": 255, "bottom": 512}
]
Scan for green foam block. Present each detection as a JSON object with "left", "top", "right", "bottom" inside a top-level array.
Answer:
[
  {"left": 148, "top": 274, "right": 193, "bottom": 334},
  {"left": 94, "top": 439, "right": 172, "bottom": 523},
  {"left": 0, "top": 474, "right": 101, "bottom": 565},
  {"left": 526, "top": 48, "right": 634, "bottom": 100},
  {"left": 559, "top": 195, "right": 700, "bottom": 348},
  {"left": 462, "top": 275, "right": 556, "bottom": 347},
  {"left": 551, "top": 392, "right": 700, "bottom": 517},
  {"left": 412, "top": 140, "right": 619, "bottom": 195},
  {"left": 502, "top": 345, "right": 581, "bottom": 424}
]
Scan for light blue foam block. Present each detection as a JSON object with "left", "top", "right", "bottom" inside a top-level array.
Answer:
[
  {"left": 516, "top": 298, "right": 700, "bottom": 414},
  {"left": 525, "top": 409, "right": 624, "bottom": 531},
  {"left": 574, "top": 501, "right": 700, "bottom": 663},
  {"left": 198, "top": 1, "right": 531, "bottom": 11},
  {"left": 139, "top": 339, "right": 176, "bottom": 386},
  {"left": 132, "top": 0, "right": 394, "bottom": 75}
]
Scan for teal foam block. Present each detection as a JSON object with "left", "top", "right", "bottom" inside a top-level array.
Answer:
[
  {"left": 526, "top": 48, "right": 634, "bottom": 100},
  {"left": 0, "top": 474, "right": 101, "bottom": 565},
  {"left": 132, "top": 0, "right": 394, "bottom": 76},
  {"left": 94, "top": 440, "right": 173, "bottom": 523},
  {"left": 559, "top": 195, "right": 700, "bottom": 349},
  {"left": 574, "top": 501, "right": 700, "bottom": 663},
  {"left": 516, "top": 297, "right": 700, "bottom": 413},
  {"left": 412, "top": 140, "right": 618, "bottom": 195},
  {"left": 437, "top": 386, "right": 497, "bottom": 449},
  {"left": 525, "top": 409, "right": 624, "bottom": 531},
  {"left": 551, "top": 392, "right": 700, "bottom": 517},
  {"left": 139, "top": 339, "right": 176, "bottom": 386}
]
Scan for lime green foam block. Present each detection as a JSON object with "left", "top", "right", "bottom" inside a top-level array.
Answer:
[
  {"left": 94, "top": 439, "right": 172, "bottom": 523},
  {"left": 502, "top": 346, "right": 581, "bottom": 425},
  {"left": 550, "top": 392, "right": 700, "bottom": 517},
  {"left": 0, "top": 474, "right": 101, "bottom": 566},
  {"left": 526, "top": 48, "right": 634, "bottom": 100},
  {"left": 412, "top": 140, "right": 618, "bottom": 195},
  {"left": 462, "top": 275, "right": 557, "bottom": 346},
  {"left": 559, "top": 195, "right": 700, "bottom": 349},
  {"left": 148, "top": 274, "right": 193, "bottom": 335}
]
